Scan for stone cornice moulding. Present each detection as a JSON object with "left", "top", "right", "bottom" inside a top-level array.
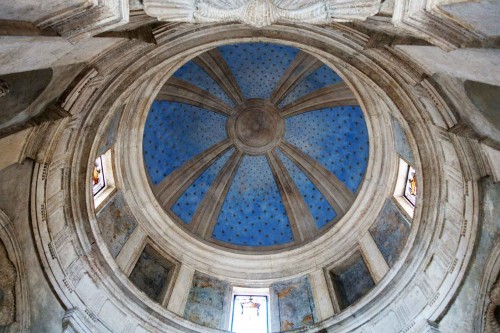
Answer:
[
  {"left": 34, "top": 0, "right": 130, "bottom": 42},
  {"left": 392, "top": 0, "right": 484, "bottom": 50},
  {"left": 143, "top": 0, "right": 382, "bottom": 27}
]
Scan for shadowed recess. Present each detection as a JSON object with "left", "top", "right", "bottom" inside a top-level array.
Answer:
[
  {"left": 173, "top": 60, "right": 236, "bottom": 107},
  {"left": 143, "top": 101, "right": 227, "bottom": 185},
  {"left": 330, "top": 253, "right": 375, "bottom": 309},
  {"left": 129, "top": 244, "right": 175, "bottom": 303},
  {"left": 276, "top": 148, "right": 337, "bottom": 229},
  {"left": 213, "top": 155, "right": 293, "bottom": 247},
  {"left": 284, "top": 106, "right": 369, "bottom": 193},
  {"left": 279, "top": 64, "right": 343, "bottom": 108},
  {"left": 218, "top": 43, "right": 299, "bottom": 100},
  {"left": 172, "top": 148, "right": 235, "bottom": 224}
]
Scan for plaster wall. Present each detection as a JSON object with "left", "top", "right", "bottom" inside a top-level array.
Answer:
[{"left": 0, "top": 162, "right": 64, "bottom": 332}]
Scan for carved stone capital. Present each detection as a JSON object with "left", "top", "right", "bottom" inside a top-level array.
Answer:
[
  {"left": 0, "top": 79, "right": 10, "bottom": 98},
  {"left": 144, "top": 0, "right": 381, "bottom": 27}
]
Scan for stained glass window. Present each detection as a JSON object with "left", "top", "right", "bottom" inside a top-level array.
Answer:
[
  {"left": 404, "top": 165, "right": 417, "bottom": 207},
  {"left": 92, "top": 156, "right": 106, "bottom": 196},
  {"left": 231, "top": 295, "right": 268, "bottom": 333}
]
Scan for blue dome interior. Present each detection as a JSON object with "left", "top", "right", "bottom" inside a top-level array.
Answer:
[{"left": 143, "top": 42, "right": 369, "bottom": 250}]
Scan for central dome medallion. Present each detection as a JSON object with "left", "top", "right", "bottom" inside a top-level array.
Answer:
[
  {"left": 229, "top": 100, "right": 284, "bottom": 154},
  {"left": 143, "top": 42, "right": 369, "bottom": 252}
]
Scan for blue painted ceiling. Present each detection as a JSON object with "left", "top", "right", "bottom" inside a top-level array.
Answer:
[{"left": 143, "top": 42, "right": 369, "bottom": 250}]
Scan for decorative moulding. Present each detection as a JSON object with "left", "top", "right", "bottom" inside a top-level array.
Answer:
[
  {"left": 392, "top": 0, "right": 483, "bottom": 50},
  {"left": 143, "top": 0, "right": 382, "bottom": 27},
  {"left": 35, "top": 0, "right": 129, "bottom": 42}
]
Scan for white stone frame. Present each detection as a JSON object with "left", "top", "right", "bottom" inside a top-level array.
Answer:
[
  {"left": 228, "top": 287, "right": 271, "bottom": 333},
  {"left": 28, "top": 23, "right": 479, "bottom": 333},
  {"left": 393, "top": 157, "right": 416, "bottom": 219},
  {"left": 92, "top": 149, "right": 117, "bottom": 211}
]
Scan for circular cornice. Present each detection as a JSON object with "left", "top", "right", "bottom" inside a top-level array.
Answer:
[{"left": 116, "top": 40, "right": 392, "bottom": 274}]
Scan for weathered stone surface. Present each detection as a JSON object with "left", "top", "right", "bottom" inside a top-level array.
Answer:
[
  {"left": 0, "top": 240, "right": 16, "bottom": 326},
  {"left": 0, "top": 36, "right": 122, "bottom": 75}
]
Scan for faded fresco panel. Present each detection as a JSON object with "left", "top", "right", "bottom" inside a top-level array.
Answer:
[
  {"left": 331, "top": 253, "right": 375, "bottom": 309},
  {"left": 96, "top": 191, "right": 138, "bottom": 258},
  {"left": 129, "top": 244, "right": 174, "bottom": 303},
  {"left": 369, "top": 199, "right": 410, "bottom": 267},
  {"left": 271, "top": 276, "right": 317, "bottom": 331},
  {"left": 183, "top": 272, "right": 231, "bottom": 330}
]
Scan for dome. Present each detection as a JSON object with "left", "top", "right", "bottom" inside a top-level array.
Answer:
[
  {"left": 143, "top": 42, "right": 369, "bottom": 251},
  {"left": 0, "top": 2, "right": 499, "bottom": 333}
]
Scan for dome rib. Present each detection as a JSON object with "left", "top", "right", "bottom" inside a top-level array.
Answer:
[{"left": 144, "top": 42, "right": 369, "bottom": 250}]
